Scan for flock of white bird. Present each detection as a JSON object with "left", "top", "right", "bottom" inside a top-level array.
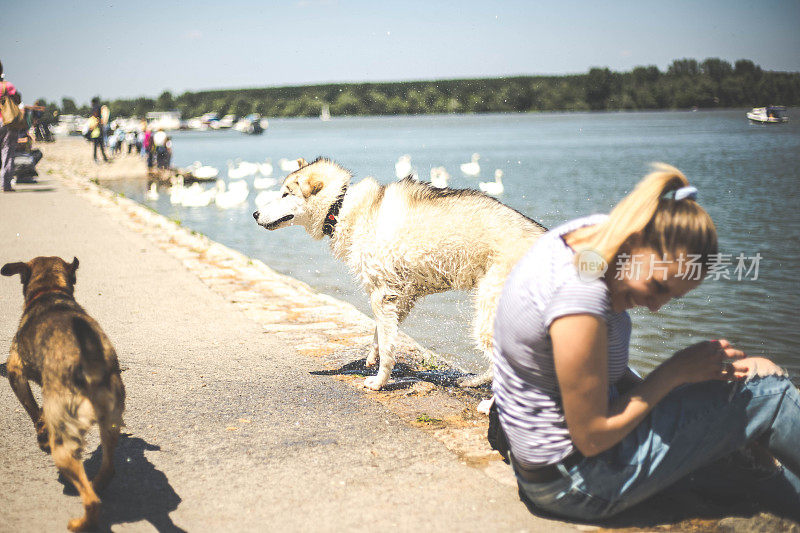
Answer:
[
  {"left": 145, "top": 153, "right": 505, "bottom": 209},
  {"left": 144, "top": 158, "right": 281, "bottom": 209},
  {"left": 395, "top": 152, "right": 505, "bottom": 195}
]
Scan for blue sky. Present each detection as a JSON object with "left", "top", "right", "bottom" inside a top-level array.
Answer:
[{"left": 2, "top": 0, "right": 799, "bottom": 105}]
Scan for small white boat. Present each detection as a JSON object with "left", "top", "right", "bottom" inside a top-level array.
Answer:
[
  {"left": 233, "top": 114, "right": 266, "bottom": 135},
  {"left": 747, "top": 106, "right": 789, "bottom": 124},
  {"left": 320, "top": 104, "right": 331, "bottom": 122},
  {"left": 217, "top": 114, "right": 236, "bottom": 129}
]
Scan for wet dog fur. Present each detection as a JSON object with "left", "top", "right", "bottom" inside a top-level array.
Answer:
[
  {"left": 2, "top": 256, "right": 125, "bottom": 532},
  {"left": 253, "top": 158, "right": 546, "bottom": 390}
]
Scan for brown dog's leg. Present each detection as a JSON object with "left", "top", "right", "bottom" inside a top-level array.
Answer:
[
  {"left": 6, "top": 347, "right": 50, "bottom": 453},
  {"left": 92, "top": 420, "right": 120, "bottom": 492},
  {"left": 51, "top": 442, "right": 101, "bottom": 532}
]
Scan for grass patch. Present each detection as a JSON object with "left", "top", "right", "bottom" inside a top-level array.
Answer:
[{"left": 415, "top": 414, "right": 443, "bottom": 424}]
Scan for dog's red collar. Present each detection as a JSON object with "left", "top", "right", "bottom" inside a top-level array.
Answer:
[
  {"left": 322, "top": 187, "right": 347, "bottom": 237},
  {"left": 24, "top": 288, "right": 72, "bottom": 311}
]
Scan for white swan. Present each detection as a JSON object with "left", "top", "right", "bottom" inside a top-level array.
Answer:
[
  {"left": 227, "top": 160, "right": 258, "bottom": 180},
  {"left": 238, "top": 161, "right": 260, "bottom": 175},
  {"left": 479, "top": 169, "right": 504, "bottom": 196},
  {"left": 189, "top": 161, "right": 219, "bottom": 180},
  {"left": 279, "top": 158, "right": 301, "bottom": 173},
  {"left": 215, "top": 179, "right": 249, "bottom": 208},
  {"left": 258, "top": 159, "right": 273, "bottom": 177},
  {"left": 169, "top": 177, "right": 184, "bottom": 205},
  {"left": 180, "top": 182, "right": 217, "bottom": 207},
  {"left": 227, "top": 161, "right": 249, "bottom": 180},
  {"left": 460, "top": 153, "right": 481, "bottom": 177},
  {"left": 395, "top": 154, "right": 413, "bottom": 179},
  {"left": 145, "top": 182, "right": 159, "bottom": 201},
  {"left": 429, "top": 166, "right": 450, "bottom": 189},
  {"left": 253, "top": 176, "right": 278, "bottom": 190},
  {"left": 255, "top": 189, "right": 282, "bottom": 208}
]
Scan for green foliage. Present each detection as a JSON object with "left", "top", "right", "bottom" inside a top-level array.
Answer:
[
  {"left": 61, "top": 97, "right": 78, "bottom": 114},
  {"left": 72, "top": 58, "right": 799, "bottom": 120},
  {"left": 415, "top": 414, "right": 443, "bottom": 424}
]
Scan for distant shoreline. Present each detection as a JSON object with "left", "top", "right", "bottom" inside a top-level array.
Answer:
[{"left": 47, "top": 58, "right": 799, "bottom": 122}]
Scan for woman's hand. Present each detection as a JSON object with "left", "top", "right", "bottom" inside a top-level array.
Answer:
[
  {"left": 664, "top": 339, "right": 747, "bottom": 385},
  {"left": 731, "top": 357, "right": 787, "bottom": 380}
]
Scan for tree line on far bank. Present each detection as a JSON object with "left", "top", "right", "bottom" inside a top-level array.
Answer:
[{"left": 45, "top": 58, "right": 800, "bottom": 122}]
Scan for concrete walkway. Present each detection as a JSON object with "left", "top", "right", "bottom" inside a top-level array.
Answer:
[{"left": 0, "top": 165, "right": 573, "bottom": 530}]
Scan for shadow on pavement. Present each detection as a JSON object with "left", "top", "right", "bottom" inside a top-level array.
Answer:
[
  {"left": 310, "top": 357, "right": 479, "bottom": 390},
  {"left": 6, "top": 186, "right": 57, "bottom": 193},
  {"left": 60, "top": 434, "right": 186, "bottom": 533}
]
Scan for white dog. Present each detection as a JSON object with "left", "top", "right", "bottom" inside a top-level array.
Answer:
[{"left": 253, "top": 158, "right": 546, "bottom": 390}]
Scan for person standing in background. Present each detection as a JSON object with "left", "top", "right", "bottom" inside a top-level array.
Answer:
[
  {"left": 0, "top": 59, "right": 23, "bottom": 192},
  {"left": 31, "top": 100, "right": 53, "bottom": 142},
  {"left": 153, "top": 128, "right": 168, "bottom": 169},
  {"left": 88, "top": 98, "right": 109, "bottom": 163},
  {"left": 143, "top": 125, "right": 155, "bottom": 170}
]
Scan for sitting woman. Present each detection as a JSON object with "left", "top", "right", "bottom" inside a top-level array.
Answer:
[{"left": 492, "top": 163, "right": 799, "bottom": 521}]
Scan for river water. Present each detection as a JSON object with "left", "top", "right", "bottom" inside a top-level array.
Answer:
[{"left": 103, "top": 109, "right": 800, "bottom": 380}]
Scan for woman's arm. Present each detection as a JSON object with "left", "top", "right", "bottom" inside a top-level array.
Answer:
[{"left": 551, "top": 314, "right": 746, "bottom": 457}]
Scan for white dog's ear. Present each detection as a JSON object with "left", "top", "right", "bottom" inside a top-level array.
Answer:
[
  {"left": 298, "top": 174, "right": 324, "bottom": 198},
  {"left": 296, "top": 158, "right": 307, "bottom": 168}
]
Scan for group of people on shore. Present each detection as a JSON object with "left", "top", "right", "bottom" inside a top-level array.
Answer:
[{"left": 85, "top": 98, "right": 173, "bottom": 171}]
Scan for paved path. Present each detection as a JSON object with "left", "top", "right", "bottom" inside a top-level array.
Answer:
[{"left": 0, "top": 168, "right": 572, "bottom": 531}]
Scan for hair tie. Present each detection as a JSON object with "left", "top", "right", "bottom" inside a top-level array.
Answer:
[{"left": 662, "top": 186, "right": 698, "bottom": 201}]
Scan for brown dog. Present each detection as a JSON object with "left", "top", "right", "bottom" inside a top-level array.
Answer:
[{"left": 2, "top": 256, "right": 125, "bottom": 532}]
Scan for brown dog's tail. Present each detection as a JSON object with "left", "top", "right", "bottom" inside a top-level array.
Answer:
[{"left": 73, "top": 317, "right": 108, "bottom": 388}]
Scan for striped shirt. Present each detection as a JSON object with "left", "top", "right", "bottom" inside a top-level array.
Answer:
[{"left": 492, "top": 215, "right": 632, "bottom": 468}]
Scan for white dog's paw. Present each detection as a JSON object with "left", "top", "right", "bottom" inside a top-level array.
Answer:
[
  {"left": 476, "top": 397, "right": 494, "bottom": 415},
  {"left": 365, "top": 346, "right": 378, "bottom": 367},
  {"left": 457, "top": 374, "right": 491, "bottom": 388},
  {"left": 363, "top": 375, "right": 386, "bottom": 391}
]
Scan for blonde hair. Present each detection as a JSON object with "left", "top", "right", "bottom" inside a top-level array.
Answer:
[{"left": 569, "top": 163, "right": 718, "bottom": 267}]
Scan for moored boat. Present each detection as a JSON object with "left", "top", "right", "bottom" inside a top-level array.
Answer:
[{"left": 746, "top": 106, "right": 789, "bottom": 124}]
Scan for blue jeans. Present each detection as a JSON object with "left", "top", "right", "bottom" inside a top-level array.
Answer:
[
  {"left": 516, "top": 375, "right": 800, "bottom": 521},
  {"left": 0, "top": 125, "right": 14, "bottom": 187}
]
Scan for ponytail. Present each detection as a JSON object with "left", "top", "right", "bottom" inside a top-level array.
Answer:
[{"left": 570, "top": 163, "right": 718, "bottom": 267}]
